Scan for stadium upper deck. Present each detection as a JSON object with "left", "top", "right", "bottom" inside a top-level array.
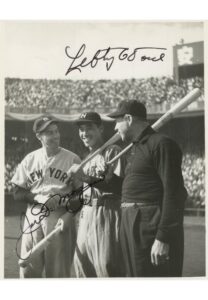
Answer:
[{"left": 5, "top": 76, "right": 204, "bottom": 115}]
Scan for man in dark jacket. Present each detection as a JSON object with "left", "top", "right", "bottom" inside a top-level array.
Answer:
[{"left": 108, "top": 100, "right": 187, "bottom": 277}]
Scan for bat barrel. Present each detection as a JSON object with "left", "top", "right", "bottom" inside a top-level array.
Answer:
[
  {"left": 152, "top": 88, "right": 201, "bottom": 131},
  {"left": 107, "top": 88, "right": 201, "bottom": 165},
  {"left": 18, "top": 225, "right": 62, "bottom": 268}
]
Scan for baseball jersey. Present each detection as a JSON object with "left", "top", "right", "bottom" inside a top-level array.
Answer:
[
  {"left": 11, "top": 147, "right": 81, "bottom": 199},
  {"left": 82, "top": 144, "right": 125, "bottom": 204},
  {"left": 13, "top": 147, "right": 81, "bottom": 278}
]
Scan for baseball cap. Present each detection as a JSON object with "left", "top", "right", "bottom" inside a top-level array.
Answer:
[
  {"left": 108, "top": 100, "right": 147, "bottom": 119},
  {"left": 75, "top": 112, "right": 102, "bottom": 126},
  {"left": 33, "top": 115, "right": 58, "bottom": 133}
]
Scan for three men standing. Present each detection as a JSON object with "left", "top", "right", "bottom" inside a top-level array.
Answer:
[{"left": 12, "top": 101, "right": 187, "bottom": 278}]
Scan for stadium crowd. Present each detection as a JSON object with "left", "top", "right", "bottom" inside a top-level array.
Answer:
[
  {"left": 5, "top": 137, "right": 28, "bottom": 193},
  {"left": 5, "top": 76, "right": 204, "bottom": 113},
  {"left": 5, "top": 140, "right": 205, "bottom": 208},
  {"left": 182, "top": 153, "right": 205, "bottom": 208},
  {"left": 5, "top": 76, "right": 205, "bottom": 208}
]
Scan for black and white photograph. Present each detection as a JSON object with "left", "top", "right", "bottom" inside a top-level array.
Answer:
[{"left": 2, "top": 21, "right": 205, "bottom": 279}]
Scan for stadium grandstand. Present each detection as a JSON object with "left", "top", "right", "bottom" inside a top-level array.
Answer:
[
  {"left": 5, "top": 76, "right": 204, "bottom": 114},
  {"left": 5, "top": 74, "right": 205, "bottom": 211}
]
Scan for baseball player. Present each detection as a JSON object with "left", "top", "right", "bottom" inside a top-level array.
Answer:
[
  {"left": 11, "top": 115, "right": 81, "bottom": 278},
  {"left": 68, "top": 112, "right": 125, "bottom": 277},
  {"left": 108, "top": 100, "right": 187, "bottom": 277}
]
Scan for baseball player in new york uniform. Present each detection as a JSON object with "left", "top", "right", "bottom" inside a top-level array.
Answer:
[
  {"left": 68, "top": 112, "right": 125, "bottom": 277},
  {"left": 11, "top": 116, "right": 81, "bottom": 278}
]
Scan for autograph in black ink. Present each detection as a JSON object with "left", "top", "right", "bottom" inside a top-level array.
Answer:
[
  {"left": 16, "top": 176, "right": 104, "bottom": 260},
  {"left": 65, "top": 44, "right": 167, "bottom": 76}
]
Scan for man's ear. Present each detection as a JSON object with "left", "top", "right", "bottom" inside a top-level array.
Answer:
[
  {"left": 99, "top": 124, "right": 104, "bottom": 134},
  {"left": 36, "top": 133, "right": 41, "bottom": 142},
  {"left": 124, "top": 114, "right": 133, "bottom": 126}
]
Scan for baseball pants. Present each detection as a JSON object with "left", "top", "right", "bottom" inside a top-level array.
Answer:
[
  {"left": 120, "top": 205, "right": 184, "bottom": 277},
  {"left": 19, "top": 207, "right": 76, "bottom": 278},
  {"left": 74, "top": 201, "right": 125, "bottom": 277}
]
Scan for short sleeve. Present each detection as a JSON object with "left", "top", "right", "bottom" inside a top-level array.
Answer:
[
  {"left": 73, "top": 155, "right": 82, "bottom": 165},
  {"left": 11, "top": 159, "right": 28, "bottom": 189},
  {"left": 71, "top": 154, "right": 83, "bottom": 189},
  {"left": 104, "top": 145, "right": 126, "bottom": 178}
]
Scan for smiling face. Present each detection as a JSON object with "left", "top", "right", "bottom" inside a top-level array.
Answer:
[
  {"left": 37, "top": 123, "right": 60, "bottom": 150},
  {"left": 78, "top": 123, "right": 103, "bottom": 150}
]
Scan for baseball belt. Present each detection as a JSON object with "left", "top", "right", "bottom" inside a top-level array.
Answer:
[
  {"left": 121, "top": 201, "right": 159, "bottom": 208},
  {"left": 86, "top": 197, "right": 119, "bottom": 207}
]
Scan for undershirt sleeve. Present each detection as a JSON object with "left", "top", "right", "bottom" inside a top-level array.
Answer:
[{"left": 13, "top": 185, "right": 37, "bottom": 204}]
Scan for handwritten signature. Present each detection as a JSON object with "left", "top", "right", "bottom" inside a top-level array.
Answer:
[
  {"left": 65, "top": 44, "right": 167, "bottom": 76},
  {"left": 16, "top": 176, "right": 104, "bottom": 260}
]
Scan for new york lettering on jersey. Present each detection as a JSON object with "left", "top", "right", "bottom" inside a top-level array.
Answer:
[
  {"left": 28, "top": 167, "right": 69, "bottom": 185},
  {"left": 12, "top": 147, "right": 80, "bottom": 194}
]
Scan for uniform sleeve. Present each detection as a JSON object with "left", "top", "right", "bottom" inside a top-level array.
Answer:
[
  {"left": 73, "top": 155, "right": 82, "bottom": 165},
  {"left": 153, "top": 139, "right": 187, "bottom": 243},
  {"left": 94, "top": 145, "right": 126, "bottom": 194},
  {"left": 104, "top": 145, "right": 126, "bottom": 178},
  {"left": 71, "top": 155, "right": 83, "bottom": 190},
  {"left": 11, "top": 159, "right": 28, "bottom": 189},
  {"left": 13, "top": 185, "right": 36, "bottom": 203}
]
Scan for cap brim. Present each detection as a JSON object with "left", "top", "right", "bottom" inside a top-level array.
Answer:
[
  {"left": 37, "top": 120, "right": 58, "bottom": 133},
  {"left": 75, "top": 119, "right": 101, "bottom": 126},
  {"left": 107, "top": 111, "right": 124, "bottom": 118}
]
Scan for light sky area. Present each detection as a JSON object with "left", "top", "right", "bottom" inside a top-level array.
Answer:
[{"left": 3, "top": 21, "right": 203, "bottom": 80}]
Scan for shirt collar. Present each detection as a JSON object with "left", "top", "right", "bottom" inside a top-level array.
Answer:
[{"left": 132, "top": 125, "right": 155, "bottom": 145}]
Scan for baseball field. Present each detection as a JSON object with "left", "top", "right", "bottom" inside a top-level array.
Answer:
[{"left": 4, "top": 198, "right": 205, "bottom": 278}]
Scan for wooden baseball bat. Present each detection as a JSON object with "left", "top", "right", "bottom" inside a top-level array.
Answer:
[
  {"left": 75, "top": 132, "right": 121, "bottom": 171},
  {"left": 19, "top": 89, "right": 200, "bottom": 267},
  {"left": 18, "top": 225, "right": 62, "bottom": 268},
  {"left": 107, "top": 88, "right": 201, "bottom": 165}
]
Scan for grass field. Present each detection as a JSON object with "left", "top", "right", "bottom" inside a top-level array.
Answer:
[{"left": 4, "top": 211, "right": 205, "bottom": 278}]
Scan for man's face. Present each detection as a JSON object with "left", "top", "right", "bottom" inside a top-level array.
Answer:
[
  {"left": 79, "top": 123, "right": 102, "bottom": 148},
  {"left": 37, "top": 123, "right": 60, "bottom": 149},
  {"left": 114, "top": 115, "right": 131, "bottom": 141}
]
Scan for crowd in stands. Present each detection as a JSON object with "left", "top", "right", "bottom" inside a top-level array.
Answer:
[
  {"left": 5, "top": 138, "right": 205, "bottom": 208},
  {"left": 5, "top": 75, "right": 205, "bottom": 208},
  {"left": 5, "top": 76, "right": 204, "bottom": 113},
  {"left": 182, "top": 152, "right": 205, "bottom": 208},
  {"left": 5, "top": 153, "right": 21, "bottom": 193},
  {"left": 5, "top": 138, "right": 27, "bottom": 193}
]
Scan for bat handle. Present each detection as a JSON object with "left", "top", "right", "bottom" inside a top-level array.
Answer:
[
  {"left": 107, "top": 143, "right": 133, "bottom": 165},
  {"left": 76, "top": 133, "right": 121, "bottom": 170},
  {"left": 18, "top": 225, "right": 62, "bottom": 268}
]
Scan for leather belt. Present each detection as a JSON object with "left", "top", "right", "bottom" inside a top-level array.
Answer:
[
  {"left": 121, "top": 202, "right": 159, "bottom": 208},
  {"left": 85, "top": 198, "right": 119, "bottom": 207}
]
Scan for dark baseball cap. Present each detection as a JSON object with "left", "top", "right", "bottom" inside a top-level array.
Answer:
[
  {"left": 75, "top": 112, "right": 102, "bottom": 126},
  {"left": 33, "top": 115, "right": 58, "bottom": 133},
  {"left": 108, "top": 100, "right": 147, "bottom": 119}
]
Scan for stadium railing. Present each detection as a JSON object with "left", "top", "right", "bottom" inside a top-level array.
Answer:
[
  {"left": 5, "top": 100, "right": 204, "bottom": 115},
  {"left": 184, "top": 208, "right": 205, "bottom": 217}
]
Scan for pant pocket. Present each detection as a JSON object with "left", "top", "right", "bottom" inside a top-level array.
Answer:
[{"left": 136, "top": 206, "right": 161, "bottom": 249}]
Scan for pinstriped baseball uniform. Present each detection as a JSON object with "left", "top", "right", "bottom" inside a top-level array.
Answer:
[
  {"left": 12, "top": 147, "right": 81, "bottom": 278},
  {"left": 73, "top": 144, "right": 125, "bottom": 277}
]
